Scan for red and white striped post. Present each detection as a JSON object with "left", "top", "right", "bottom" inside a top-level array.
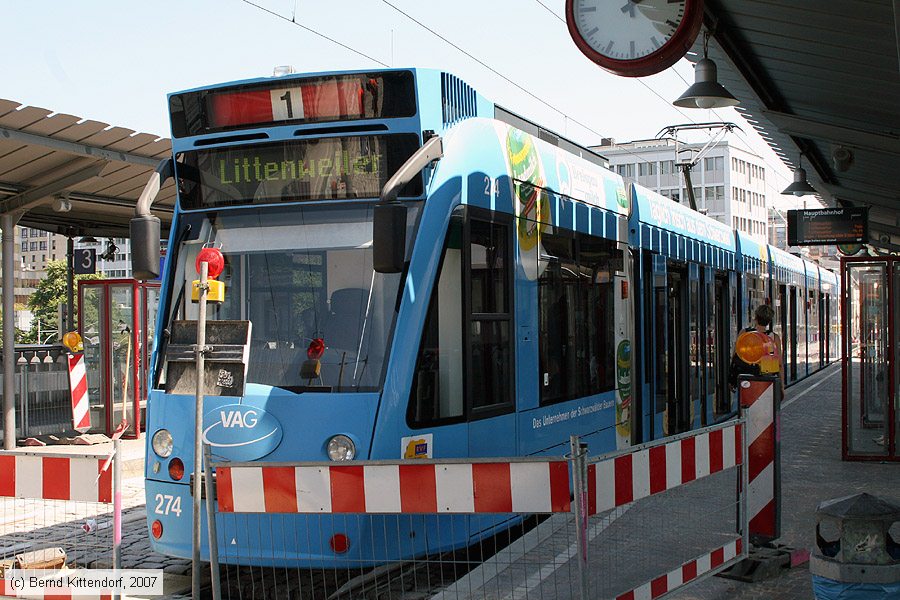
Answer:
[
  {"left": 739, "top": 374, "right": 781, "bottom": 545},
  {"left": 67, "top": 352, "right": 91, "bottom": 433}
]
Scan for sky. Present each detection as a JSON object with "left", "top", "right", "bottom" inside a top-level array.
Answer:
[{"left": 1, "top": 0, "right": 801, "bottom": 208}]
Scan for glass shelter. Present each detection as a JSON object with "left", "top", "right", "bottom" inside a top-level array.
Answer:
[
  {"left": 842, "top": 257, "right": 899, "bottom": 461},
  {"left": 78, "top": 279, "right": 160, "bottom": 439}
]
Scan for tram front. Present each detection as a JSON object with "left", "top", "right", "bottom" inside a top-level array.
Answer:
[{"left": 135, "top": 69, "right": 464, "bottom": 566}]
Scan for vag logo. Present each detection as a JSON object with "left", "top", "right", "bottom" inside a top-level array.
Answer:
[
  {"left": 202, "top": 404, "right": 282, "bottom": 461},
  {"left": 219, "top": 409, "right": 258, "bottom": 428}
]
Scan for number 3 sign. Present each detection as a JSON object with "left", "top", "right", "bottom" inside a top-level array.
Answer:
[{"left": 74, "top": 248, "right": 96, "bottom": 275}]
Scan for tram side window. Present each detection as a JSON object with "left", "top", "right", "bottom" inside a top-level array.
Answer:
[
  {"left": 539, "top": 230, "right": 616, "bottom": 405},
  {"left": 469, "top": 219, "right": 513, "bottom": 412},
  {"left": 408, "top": 220, "right": 465, "bottom": 425},
  {"left": 408, "top": 215, "right": 513, "bottom": 426},
  {"left": 539, "top": 232, "right": 577, "bottom": 404}
]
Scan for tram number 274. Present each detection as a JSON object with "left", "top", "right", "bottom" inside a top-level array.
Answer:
[{"left": 154, "top": 493, "right": 183, "bottom": 517}]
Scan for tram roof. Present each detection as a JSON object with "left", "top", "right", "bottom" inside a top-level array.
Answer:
[
  {"left": 0, "top": 99, "right": 175, "bottom": 237},
  {"left": 702, "top": 0, "right": 900, "bottom": 248}
]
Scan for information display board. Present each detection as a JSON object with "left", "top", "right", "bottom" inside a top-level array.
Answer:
[{"left": 787, "top": 207, "right": 868, "bottom": 246}]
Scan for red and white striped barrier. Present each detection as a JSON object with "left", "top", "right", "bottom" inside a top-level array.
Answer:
[
  {"left": 67, "top": 353, "right": 91, "bottom": 433},
  {"left": 615, "top": 538, "right": 743, "bottom": 600},
  {"left": 0, "top": 454, "right": 112, "bottom": 503},
  {"left": 587, "top": 421, "right": 744, "bottom": 515},
  {"left": 217, "top": 461, "right": 571, "bottom": 514},
  {"left": 740, "top": 377, "right": 780, "bottom": 544}
]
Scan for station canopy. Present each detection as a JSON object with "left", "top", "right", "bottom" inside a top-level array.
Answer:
[
  {"left": 0, "top": 99, "right": 175, "bottom": 237},
  {"left": 702, "top": 0, "right": 900, "bottom": 247}
]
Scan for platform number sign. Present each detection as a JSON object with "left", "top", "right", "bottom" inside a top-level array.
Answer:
[{"left": 74, "top": 248, "right": 96, "bottom": 275}]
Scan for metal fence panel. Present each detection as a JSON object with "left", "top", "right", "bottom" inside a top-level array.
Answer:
[
  {"left": 582, "top": 420, "right": 747, "bottom": 599},
  {"left": 584, "top": 466, "right": 743, "bottom": 599},
  {"left": 212, "top": 512, "right": 578, "bottom": 600},
  {"left": 207, "top": 421, "right": 747, "bottom": 600},
  {"left": 0, "top": 453, "right": 116, "bottom": 575}
]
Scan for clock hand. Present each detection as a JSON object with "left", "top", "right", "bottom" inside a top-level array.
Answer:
[{"left": 621, "top": 0, "right": 645, "bottom": 16}]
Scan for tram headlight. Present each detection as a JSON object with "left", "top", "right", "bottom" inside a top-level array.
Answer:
[
  {"left": 327, "top": 435, "right": 356, "bottom": 461},
  {"left": 152, "top": 429, "right": 174, "bottom": 458}
]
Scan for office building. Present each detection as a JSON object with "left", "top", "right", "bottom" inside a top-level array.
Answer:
[{"left": 594, "top": 138, "right": 769, "bottom": 242}]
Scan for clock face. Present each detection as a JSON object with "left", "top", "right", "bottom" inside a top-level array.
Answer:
[{"left": 566, "top": 0, "right": 704, "bottom": 77}]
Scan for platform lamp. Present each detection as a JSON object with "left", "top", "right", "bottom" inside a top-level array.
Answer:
[
  {"left": 673, "top": 31, "right": 740, "bottom": 109},
  {"left": 782, "top": 155, "right": 818, "bottom": 196}
]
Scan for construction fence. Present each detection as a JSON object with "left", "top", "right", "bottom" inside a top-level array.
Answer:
[
  {"left": 0, "top": 447, "right": 123, "bottom": 598},
  {"left": 208, "top": 417, "right": 750, "bottom": 600}
]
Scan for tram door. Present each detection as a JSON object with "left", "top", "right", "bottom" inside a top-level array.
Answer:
[
  {"left": 713, "top": 274, "right": 731, "bottom": 417},
  {"left": 894, "top": 262, "right": 899, "bottom": 457},
  {"left": 824, "top": 294, "right": 832, "bottom": 362},
  {"left": 819, "top": 292, "right": 827, "bottom": 368},
  {"left": 789, "top": 287, "right": 798, "bottom": 381},
  {"left": 666, "top": 268, "right": 691, "bottom": 435},
  {"left": 843, "top": 260, "right": 896, "bottom": 460},
  {"left": 650, "top": 256, "right": 668, "bottom": 439}
]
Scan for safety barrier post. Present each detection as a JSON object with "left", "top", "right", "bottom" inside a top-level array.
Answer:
[
  {"left": 738, "top": 374, "right": 781, "bottom": 545},
  {"left": 204, "top": 442, "right": 222, "bottom": 600},
  {"left": 741, "top": 402, "right": 751, "bottom": 560},
  {"left": 570, "top": 435, "right": 589, "bottom": 600}
]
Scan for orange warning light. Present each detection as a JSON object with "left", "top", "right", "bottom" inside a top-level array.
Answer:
[
  {"left": 62, "top": 331, "right": 83, "bottom": 353},
  {"left": 734, "top": 330, "right": 769, "bottom": 364}
]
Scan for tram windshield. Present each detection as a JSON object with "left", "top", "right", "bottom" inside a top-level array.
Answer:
[{"left": 162, "top": 203, "right": 416, "bottom": 392}]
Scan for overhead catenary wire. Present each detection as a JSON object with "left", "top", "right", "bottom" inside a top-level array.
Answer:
[
  {"left": 377, "top": 0, "right": 617, "bottom": 147},
  {"left": 254, "top": 0, "right": 654, "bottom": 170},
  {"left": 241, "top": 0, "right": 783, "bottom": 179},
  {"left": 241, "top": 0, "right": 666, "bottom": 167},
  {"left": 241, "top": 0, "right": 390, "bottom": 68}
]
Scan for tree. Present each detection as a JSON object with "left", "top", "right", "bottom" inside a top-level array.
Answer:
[{"left": 25, "top": 260, "right": 102, "bottom": 344}]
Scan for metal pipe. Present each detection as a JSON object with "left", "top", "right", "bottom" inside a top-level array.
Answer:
[
  {"left": 3, "top": 213, "right": 17, "bottom": 449},
  {"left": 192, "top": 261, "right": 209, "bottom": 599},
  {"left": 134, "top": 159, "right": 174, "bottom": 219},
  {"left": 112, "top": 437, "right": 122, "bottom": 597},
  {"left": 569, "top": 435, "right": 589, "bottom": 600},
  {"left": 18, "top": 361, "right": 27, "bottom": 438},
  {"left": 66, "top": 235, "right": 75, "bottom": 332},
  {"left": 204, "top": 443, "right": 221, "bottom": 600}
]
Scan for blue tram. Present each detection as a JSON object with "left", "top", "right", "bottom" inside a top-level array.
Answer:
[{"left": 135, "top": 68, "right": 837, "bottom": 566}]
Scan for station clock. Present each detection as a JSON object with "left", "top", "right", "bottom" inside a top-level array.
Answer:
[{"left": 566, "top": 0, "right": 704, "bottom": 77}]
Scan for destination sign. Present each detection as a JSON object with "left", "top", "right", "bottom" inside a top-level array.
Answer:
[
  {"left": 169, "top": 71, "right": 416, "bottom": 138},
  {"left": 177, "top": 134, "right": 422, "bottom": 209},
  {"left": 787, "top": 207, "right": 868, "bottom": 246}
]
